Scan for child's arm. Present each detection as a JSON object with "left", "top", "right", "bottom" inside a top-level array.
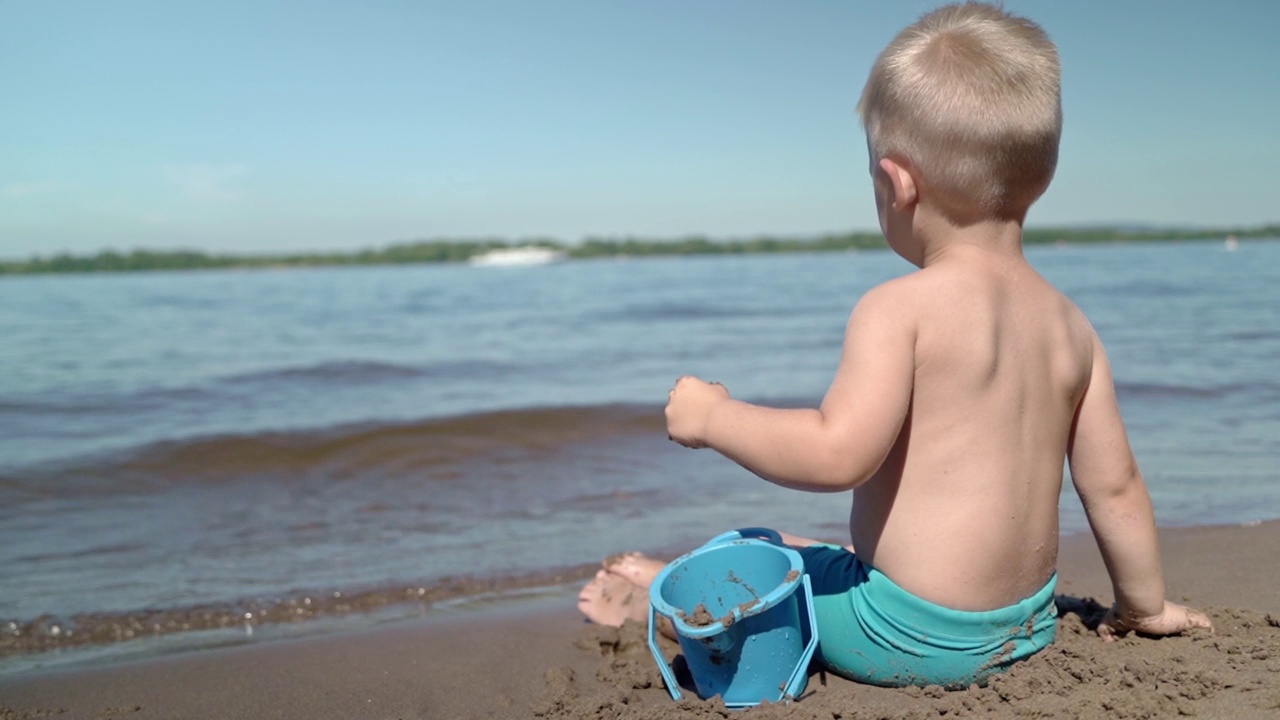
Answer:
[
  {"left": 1068, "top": 332, "right": 1212, "bottom": 640},
  {"left": 665, "top": 284, "right": 914, "bottom": 492}
]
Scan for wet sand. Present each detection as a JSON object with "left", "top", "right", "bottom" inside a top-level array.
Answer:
[{"left": 2, "top": 521, "right": 1278, "bottom": 720}]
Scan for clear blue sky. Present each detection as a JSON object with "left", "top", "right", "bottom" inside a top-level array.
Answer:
[{"left": 2, "top": 0, "right": 1277, "bottom": 258}]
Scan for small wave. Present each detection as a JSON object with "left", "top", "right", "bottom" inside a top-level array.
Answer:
[
  {"left": 7, "top": 404, "right": 666, "bottom": 498},
  {"left": 0, "top": 395, "right": 129, "bottom": 416},
  {"left": 218, "top": 358, "right": 525, "bottom": 387},
  {"left": 1099, "top": 280, "right": 1190, "bottom": 298},
  {"left": 0, "top": 398, "right": 55, "bottom": 414},
  {"left": 0, "top": 359, "right": 511, "bottom": 422},
  {"left": 10, "top": 542, "right": 148, "bottom": 565},
  {"left": 1220, "top": 329, "right": 1280, "bottom": 342},
  {"left": 561, "top": 487, "right": 663, "bottom": 512},
  {"left": 602, "top": 302, "right": 774, "bottom": 323},
  {"left": 220, "top": 360, "right": 429, "bottom": 386},
  {"left": 0, "top": 385, "right": 222, "bottom": 417},
  {"left": 1114, "top": 381, "right": 1258, "bottom": 400}
]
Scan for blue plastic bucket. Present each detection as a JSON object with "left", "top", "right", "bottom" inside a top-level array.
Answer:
[{"left": 646, "top": 528, "right": 818, "bottom": 708}]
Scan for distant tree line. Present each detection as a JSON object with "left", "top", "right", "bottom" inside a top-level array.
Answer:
[{"left": 2, "top": 225, "right": 1276, "bottom": 276}]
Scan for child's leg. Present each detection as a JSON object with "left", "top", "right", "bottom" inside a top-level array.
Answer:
[
  {"left": 576, "top": 568, "right": 649, "bottom": 626},
  {"left": 579, "top": 531, "right": 852, "bottom": 627},
  {"left": 598, "top": 534, "right": 852, "bottom": 589},
  {"left": 603, "top": 552, "right": 666, "bottom": 588},
  {"left": 577, "top": 554, "right": 676, "bottom": 639}
]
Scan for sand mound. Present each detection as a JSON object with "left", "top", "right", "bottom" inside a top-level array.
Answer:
[{"left": 534, "top": 598, "right": 1280, "bottom": 720}]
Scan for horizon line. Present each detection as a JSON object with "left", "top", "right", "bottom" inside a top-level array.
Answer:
[{"left": 4, "top": 220, "right": 1278, "bottom": 263}]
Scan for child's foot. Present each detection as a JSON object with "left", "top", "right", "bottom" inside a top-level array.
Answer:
[
  {"left": 577, "top": 569, "right": 648, "bottom": 626},
  {"left": 604, "top": 550, "right": 670, "bottom": 586},
  {"left": 603, "top": 551, "right": 668, "bottom": 589}
]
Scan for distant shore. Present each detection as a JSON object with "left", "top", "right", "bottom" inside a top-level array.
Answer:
[{"left": 2, "top": 224, "right": 1276, "bottom": 276}]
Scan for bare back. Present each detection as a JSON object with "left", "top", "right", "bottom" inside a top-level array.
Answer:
[{"left": 851, "top": 249, "right": 1094, "bottom": 610}]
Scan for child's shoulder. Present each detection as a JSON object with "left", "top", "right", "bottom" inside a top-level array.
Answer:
[
  {"left": 854, "top": 265, "right": 956, "bottom": 316},
  {"left": 843, "top": 271, "right": 937, "bottom": 339},
  {"left": 854, "top": 258, "right": 1091, "bottom": 335},
  {"left": 853, "top": 273, "right": 922, "bottom": 315}
]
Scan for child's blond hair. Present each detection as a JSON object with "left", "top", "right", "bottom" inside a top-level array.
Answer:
[{"left": 858, "top": 2, "right": 1061, "bottom": 223}]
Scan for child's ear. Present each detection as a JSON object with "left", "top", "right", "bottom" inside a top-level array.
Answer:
[{"left": 878, "top": 158, "right": 918, "bottom": 211}]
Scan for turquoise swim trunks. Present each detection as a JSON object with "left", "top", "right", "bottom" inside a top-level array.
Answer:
[{"left": 796, "top": 545, "right": 1057, "bottom": 688}]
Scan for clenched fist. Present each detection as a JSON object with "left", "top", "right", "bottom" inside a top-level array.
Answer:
[{"left": 664, "top": 376, "right": 730, "bottom": 448}]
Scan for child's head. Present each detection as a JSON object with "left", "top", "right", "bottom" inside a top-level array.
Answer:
[{"left": 858, "top": 2, "right": 1061, "bottom": 225}]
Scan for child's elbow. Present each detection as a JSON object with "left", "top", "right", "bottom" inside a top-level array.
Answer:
[
  {"left": 811, "top": 446, "right": 876, "bottom": 492},
  {"left": 1076, "top": 461, "right": 1146, "bottom": 504}
]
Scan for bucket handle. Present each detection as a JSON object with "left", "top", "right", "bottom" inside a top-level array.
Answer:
[
  {"left": 701, "top": 526, "right": 785, "bottom": 548},
  {"left": 647, "top": 602, "right": 684, "bottom": 701},
  {"left": 782, "top": 573, "right": 820, "bottom": 700},
  {"left": 647, "top": 571, "right": 820, "bottom": 705}
]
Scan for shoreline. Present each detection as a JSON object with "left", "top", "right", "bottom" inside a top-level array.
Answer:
[
  {"left": 3, "top": 232, "right": 1275, "bottom": 278},
  {"left": 4, "top": 518, "right": 1272, "bottom": 673},
  {"left": 0, "top": 562, "right": 609, "bottom": 667},
  {"left": 3, "top": 519, "right": 1278, "bottom": 719}
]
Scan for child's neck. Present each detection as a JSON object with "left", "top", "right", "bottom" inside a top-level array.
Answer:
[{"left": 916, "top": 207, "right": 1025, "bottom": 269}]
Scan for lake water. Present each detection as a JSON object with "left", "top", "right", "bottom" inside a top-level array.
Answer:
[{"left": 2, "top": 239, "right": 1277, "bottom": 669}]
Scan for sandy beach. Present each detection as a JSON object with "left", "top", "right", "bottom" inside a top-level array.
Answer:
[{"left": 2, "top": 520, "right": 1278, "bottom": 720}]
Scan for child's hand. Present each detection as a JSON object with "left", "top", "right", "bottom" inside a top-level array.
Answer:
[
  {"left": 665, "top": 376, "right": 730, "bottom": 449},
  {"left": 1096, "top": 600, "right": 1213, "bottom": 642}
]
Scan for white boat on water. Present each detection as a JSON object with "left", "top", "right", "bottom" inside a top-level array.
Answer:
[{"left": 467, "top": 246, "right": 567, "bottom": 267}]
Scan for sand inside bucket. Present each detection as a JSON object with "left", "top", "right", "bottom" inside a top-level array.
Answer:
[
  {"left": 677, "top": 603, "right": 734, "bottom": 628},
  {"left": 674, "top": 564, "right": 800, "bottom": 630}
]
